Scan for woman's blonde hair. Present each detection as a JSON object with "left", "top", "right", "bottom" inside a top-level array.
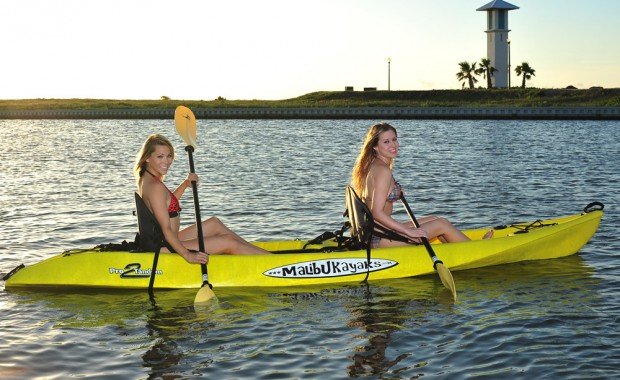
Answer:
[
  {"left": 134, "top": 134, "right": 175, "bottom": 186},
  {"left": 350, "top": 122, "right": 397, "bottom": 194}
]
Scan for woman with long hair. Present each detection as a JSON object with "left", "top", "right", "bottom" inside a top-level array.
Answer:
[
  {"left": 351, "top": 123, "right": 493, "bottom": 248},
  {"left": 134, "top": 134, "right": 269, "bottom": 264}
]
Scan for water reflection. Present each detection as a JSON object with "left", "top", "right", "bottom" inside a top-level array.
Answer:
[
  {"left": 141, "top": 294, "right": 218, "bottom": 379},
  {"left": 1, "top": 118, "right": 618, "bottom": 378},
  {"left": 345, "top": 283, "right": 423, "bottom": 377},
  {"left": 4, "top": 253, "right": 603, "bottom": 378},
  {"left": 142, "top": 307, "right": 184, "bottom": 378},
  {"left": 454, "top": 254, "right": 599, "bottom": 304}
]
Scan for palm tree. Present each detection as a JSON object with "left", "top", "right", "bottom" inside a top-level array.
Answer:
[
  {"left": 475, "top": 58, "right": 497, "bottom": 89},
  {"left": 456, "top": 61, "right": 479, "bottom": 89},
  {"left": 515, "top": 62, "right": 536, "bottom": 88}
]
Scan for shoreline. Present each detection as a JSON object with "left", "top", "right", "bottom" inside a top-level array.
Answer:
[
  {"left": 2, "top": 89, "right": 619, "bottom": 120},
  {"left": 2, "top": 106, "right": 619, "bottom": 120}
]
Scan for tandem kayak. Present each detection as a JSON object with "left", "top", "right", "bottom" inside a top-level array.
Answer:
[{"left": 3, "top": 204, "right": 603, "bottom": 290}]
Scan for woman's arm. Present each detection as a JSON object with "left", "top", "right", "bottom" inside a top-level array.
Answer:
[{"left": 172, "top": 173, "right": 198, "bottom": 200}]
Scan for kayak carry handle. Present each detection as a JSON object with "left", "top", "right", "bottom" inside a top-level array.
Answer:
[
  {"left": 583, "top": 202, "right": 604, "bottom": 213},
  {"left": 2, "top": 264, "right": 25, "bottom": 281}
]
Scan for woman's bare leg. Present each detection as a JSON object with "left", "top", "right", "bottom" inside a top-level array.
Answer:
[
  {"left": 179, "top": 217, "right": 245, "bottom": 242},
  {"left": 416, "top": 215, "right": 441, "bottom": 224},
  {"left": 415, "top": 216, "right": 493, "bottom": 241},
  {"left": 179, "top": 235, "right": 268, "bottom": 255},
  {"left": 419, "top": 217, "right": 470, "bottom": 243},
  {"left": 178, "top": 217, "right": 269, "bottom": 254},
  {"left": 378, "top": 217, "right": 493, "bottom": 247},
  {"left": 403, "top": 216, "right": 447, "bottom": 243}
]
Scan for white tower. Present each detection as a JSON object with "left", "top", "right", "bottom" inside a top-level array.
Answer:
[{"left": 477, "top": 0, "right": 519, "bottom": 88}]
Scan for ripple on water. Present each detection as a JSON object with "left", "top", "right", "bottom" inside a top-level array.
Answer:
[{"left": 1, "top": 119, "right": 619, "bottom": 379}]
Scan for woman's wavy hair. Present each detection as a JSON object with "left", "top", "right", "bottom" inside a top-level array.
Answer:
[
  {"left": 350, "top": 122, "right": 397, "bottom": 195},
  {"left": 133, "top": 134, "right": 175, "bottom": 187}
]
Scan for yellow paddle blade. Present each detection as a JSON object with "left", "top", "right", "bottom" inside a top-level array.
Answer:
[
  {"left": 436, "top": 263, "right": 457, "bottom": 301},
  {"left": 194, "top": 284, "right": 217, "bottom": 304},
  {"left": 174, "top": 105, "right": 197, "bottom": 148}
]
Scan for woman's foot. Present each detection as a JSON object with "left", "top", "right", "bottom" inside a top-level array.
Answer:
[{"left": 483, "top": 229, "right": 494, "bottom": 239}]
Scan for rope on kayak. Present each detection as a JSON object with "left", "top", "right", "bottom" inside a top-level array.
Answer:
[
  {"left": 511, "top": 220, "right": 558, "bottom": 234},
  {"left": 493, "top": 220, "right": 558, "bottom": 234},
  {"left": 494, "top": 202, "right": 604, "bottom": 233},
  {"left": 302, "top": 222, "right": 351, "bottom": 250},
  {"left": 57, "top": 238, "right": 140, "bottom": 257},
  {"left": 94, "top": 238, "right": 140, "bottom": 252}
]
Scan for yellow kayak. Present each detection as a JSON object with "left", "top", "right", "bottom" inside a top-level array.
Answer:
[{"left": 3, "top": 207, "right": 603, "bottom": 290}]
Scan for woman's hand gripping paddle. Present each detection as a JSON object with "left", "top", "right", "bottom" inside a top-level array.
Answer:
[
  {"left": 401, "top": 195, "right": 457, "bottom": 301},
  {"left": 174, "top": 105, "right": 216, "bottom": 304}
]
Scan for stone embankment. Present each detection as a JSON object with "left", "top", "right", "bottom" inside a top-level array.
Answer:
[{"left": 1, "top": 107, "right": 619, "bottom": 120}]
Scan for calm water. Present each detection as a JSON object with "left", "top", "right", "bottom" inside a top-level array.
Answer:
[{"left": 1, "top": 119, "right": 619, "bottom": 379}]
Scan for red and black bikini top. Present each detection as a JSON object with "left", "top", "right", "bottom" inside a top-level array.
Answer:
[{"left": 145, "top": 170, "right": 181, "bottom": 218}]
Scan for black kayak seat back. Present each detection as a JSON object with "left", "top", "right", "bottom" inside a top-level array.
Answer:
[
  {"left": 345, "top": 186, "right": 374, "bottom": 249},
  {"left": 344, "top": 186, "right": 411, "bottom": 247},
  {"left": 134, "top": 192, "right": 165, "bottom": 252}
]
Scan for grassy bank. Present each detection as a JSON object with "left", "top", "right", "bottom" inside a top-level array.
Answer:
[{"left": 1, "top": 88, "right": 619, "bottom": 110}]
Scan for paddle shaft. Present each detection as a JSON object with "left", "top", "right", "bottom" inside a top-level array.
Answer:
[
  {"left": 400, "top": 195, "right": 443, "bottom": 269},
  {"left": 185, "top": 146, "right": 210, "bottom": 288},
  {"left": 147, "top": 247, "right": 160, "bottom": 294}
]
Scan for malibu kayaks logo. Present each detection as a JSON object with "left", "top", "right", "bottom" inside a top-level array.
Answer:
[
  {"left": 109, "top": 263, "right": 162, "bottom": 278},
  {"left": 263, "top": 258, "right": 398, "bottom": 279}
]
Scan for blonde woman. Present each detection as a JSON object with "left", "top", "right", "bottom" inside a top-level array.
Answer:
[
  {"left": 134, "top": 134, "right": 269, "bottom": 263},
  {"left": 351, "top": 123, "right": 492, "bottom": 248}
]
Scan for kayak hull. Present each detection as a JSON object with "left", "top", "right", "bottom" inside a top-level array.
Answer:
[{"left": 4, "top": 209, "right": 603, "bottom": 289}]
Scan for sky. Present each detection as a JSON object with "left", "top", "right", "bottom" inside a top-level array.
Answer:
[{"left": 1, "top": 0, "right": 619, "bottom": 100}]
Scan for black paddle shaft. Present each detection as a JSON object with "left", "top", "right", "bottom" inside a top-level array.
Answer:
[
  {"left": 185, "top": 146, "right": 210, "bottom": 287},
  {"left": 400, "top": 195, "right": 444, "bottom": 269}
]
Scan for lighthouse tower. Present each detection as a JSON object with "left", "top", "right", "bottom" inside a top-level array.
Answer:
[{"left": 477, "top": 0, "right": 519, "bottom": 88}]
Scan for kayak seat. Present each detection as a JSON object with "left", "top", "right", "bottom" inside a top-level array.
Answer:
[
  {"left": 134, "top": 192, "right": 171, "bottom": 253},
  {"left": 344, "top": 186, "right": 374, "bottom": 250},
  {"left": 285, "top": 188, "right": 369, "bottom": 254},
  {"left": 344, "top": 186, "right": 410, "bottom": 249},
  {"left": 344, "top": 185, "right": 373, "bottom": 281},
  {"left": 345, "top": 185, "right": 409, "bottom": 281},
  {"left": 277, "top": 187, "right": 410, "bottom": 256}
]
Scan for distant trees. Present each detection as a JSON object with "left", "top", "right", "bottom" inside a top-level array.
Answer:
[
  {"left": 475, "top": 58, "right": 497, "bottom": 89},
  {"left": 456, "top": 61, "right": 479, "bottom": 89},
  {"left": 515, "top": 62, "right": 536, "bottom": 88},
  {"left": 456, "top": 58, "right": 494, "bottom": 89},
  {"left": 457, "top": 58, "right": 535, "bottom": 89}
]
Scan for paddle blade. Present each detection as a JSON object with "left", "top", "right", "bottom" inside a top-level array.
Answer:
[
  {"left": 194, "top": 284, "right": 217, "bottom": 304},
  {"left": 436, "top": 262, "right": 457, "bottom": 301},
  {"left": 174, "top": 105, "right": 197, "bottom": 148}
]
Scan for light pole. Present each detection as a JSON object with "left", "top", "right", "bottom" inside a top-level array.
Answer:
[
  {"left": 507, "top": 40, "right": 511, "bottom": 88},
  {"left": 388, "top": 58, "right": 391, "bottom": 91}
]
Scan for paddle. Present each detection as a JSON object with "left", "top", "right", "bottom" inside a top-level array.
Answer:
[
  {"left": 174, "top": 105, "right": 217, "bottom": 304},
  {"left": 400, "top": 195, "right": 457, "bottom": 301}
]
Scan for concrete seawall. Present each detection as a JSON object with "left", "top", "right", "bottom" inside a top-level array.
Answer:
[{"left": 1, "top": 107, "right": 619, "bottom": 120}]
